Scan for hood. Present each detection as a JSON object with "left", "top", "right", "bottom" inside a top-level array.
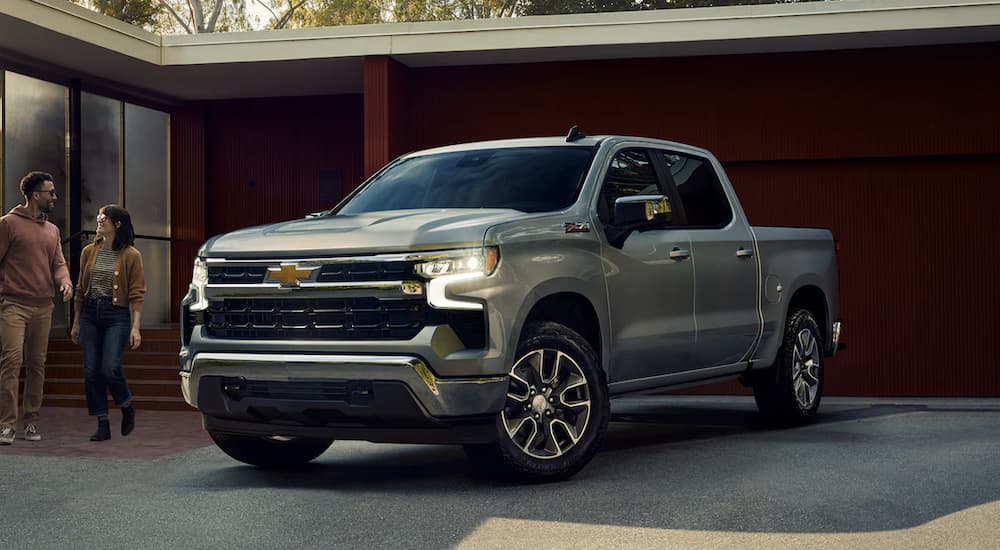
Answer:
[{"left": 203, "top": 209, "right": 528, "bottom": 258}]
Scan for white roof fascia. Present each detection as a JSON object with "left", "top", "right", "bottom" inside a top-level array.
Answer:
[
  {"left": 4, "top": 0, "right": 160, "bottom": 65},
  {"left": 157, "top": 0, "right": 1000, "bottom": 66}
]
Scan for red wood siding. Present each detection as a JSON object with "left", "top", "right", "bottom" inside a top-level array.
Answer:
[
  {"left": 402, "top": 43, "right": 1000, "bottom": 162},
  {"left": 169, "top": 103, "right": 206, "bottom": 321},
  {"left": 364, "top": 56, "right": 411, "bottom": 177},
  {"left": 204, "top": 95, "right": 364, "bottom": 237}
]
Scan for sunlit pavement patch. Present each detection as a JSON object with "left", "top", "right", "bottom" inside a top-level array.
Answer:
[{"left": 457, "top": 500, "right": 1000, "bottom": 550}]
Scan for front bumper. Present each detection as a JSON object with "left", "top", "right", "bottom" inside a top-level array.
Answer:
[{"left": 180, "top": 351, "right": 507, "bottom": 444}]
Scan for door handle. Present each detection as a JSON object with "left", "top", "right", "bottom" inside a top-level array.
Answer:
[
  {"left": 669, "top": 247, "right": 690, "bottom": 260},
  {"left": 736, "top": 247, "right": 754, "bottom": 258}
]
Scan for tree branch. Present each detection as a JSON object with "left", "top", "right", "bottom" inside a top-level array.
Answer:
[
  {"left": 274, "top": 0, "right": 308, "bottom": 29},
  {"left": 205, "top": 0, "right": 226, "bottom": 33},
  {"left": 254, "top": 0, "right": 280, "bottom": 22},
  {"left": 188, "top": 0, "right": 205, "bottom": 32},
  {"left": 157, "top": 0, "right": 193, "bottom": 33}
]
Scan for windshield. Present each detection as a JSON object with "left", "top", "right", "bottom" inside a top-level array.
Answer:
[{"left": 337, "top": 146, "right": 596, "bottom": 214}]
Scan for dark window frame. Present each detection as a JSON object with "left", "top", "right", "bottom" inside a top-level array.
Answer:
[{"left": 653, "top": 149, "right": 733, "bottom": 230}]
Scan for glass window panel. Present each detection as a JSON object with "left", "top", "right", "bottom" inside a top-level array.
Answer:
[
  {"left": 3, "top": 71, "right": 70, "bottom": 329},
  {"left": 81, "top": 92, "right": 122, "bottom": 231},
  {"left": 134, "top": 238, "right": 171, "bottom": 327},
  {"left": 124, "top": 103, "right": 169, "bottom": 238},
  {"left": 2, "top": 71, "right": 68, "bottom": 227}
]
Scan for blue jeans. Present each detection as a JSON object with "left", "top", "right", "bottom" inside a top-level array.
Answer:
[{"left": 80, "top": 299, "right": 133, "bottom": 417}]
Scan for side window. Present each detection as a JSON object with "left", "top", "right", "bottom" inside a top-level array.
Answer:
[
  {"left": 661, "top": 151, "right": 732, "bottom": 228},
  {"left": 598, "top": 149, "right": 668, "bottom": 225}
]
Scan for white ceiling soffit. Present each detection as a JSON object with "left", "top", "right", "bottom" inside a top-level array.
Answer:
[{"left": 1, "top": 0, "right": 999, "bottom": 101}]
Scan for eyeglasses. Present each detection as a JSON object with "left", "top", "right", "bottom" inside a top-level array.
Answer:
[{"left": 36, "top": 189, "right": 57, "bottom": 197}]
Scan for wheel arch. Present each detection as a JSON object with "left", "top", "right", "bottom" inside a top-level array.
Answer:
[
  {"left": 519, "top": 291, "right": 603, "bottom": 368},
  {"left": 786, "top": 285, "right": 829, "bottom": 345}
]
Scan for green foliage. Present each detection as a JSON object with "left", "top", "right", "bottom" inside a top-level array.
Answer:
[
  {"left": 70, "top": 0, "right": 161, "bottom": 29},
  {"left": 72, "top": 0, "right": 820, "bottom": 32},
  {"left": 283, "top": 0, "right": 387, "bottom": 28},
  {"left": 518, "top": 0, "right": 811, "bottom": 16}
]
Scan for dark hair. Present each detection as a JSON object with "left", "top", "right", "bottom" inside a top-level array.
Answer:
[
  {"left": 100, "top": 205, "right": 136, "bottom": 251},
  {"left": 20, "top": 171, "right": 54, "bottom": 198}
]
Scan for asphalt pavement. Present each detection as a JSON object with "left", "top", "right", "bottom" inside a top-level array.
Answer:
[{"left": 1, "top": 396, "right": 998, "bottom": 549}]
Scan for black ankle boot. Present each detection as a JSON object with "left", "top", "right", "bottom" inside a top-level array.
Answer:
[
  {"left": 121, "top": 405, "right": 135, "bottom": 436},
  {"left": 90, "top": 419, "right": 111, "bottom": 441}
]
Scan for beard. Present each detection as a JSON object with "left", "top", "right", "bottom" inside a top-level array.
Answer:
[{"left": 39, "top": 201, "right": 54, "bottom": 214}]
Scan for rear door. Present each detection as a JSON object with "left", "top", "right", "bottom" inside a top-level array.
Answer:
[{"left": 653, "top": 149, "right": 759, "bottom": 369}]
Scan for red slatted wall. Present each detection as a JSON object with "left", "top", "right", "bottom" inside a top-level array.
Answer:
[{"left": 202, "top": 95, "right": 365, "bottom": 238}]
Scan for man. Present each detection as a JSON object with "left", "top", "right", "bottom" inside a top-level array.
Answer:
[{"left": 0, "top": 171, "right": 73, "bottom": 445}]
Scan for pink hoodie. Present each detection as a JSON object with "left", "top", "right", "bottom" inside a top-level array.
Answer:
[{"left": 0, "top": 206, "right": 71, "bottom": 307}]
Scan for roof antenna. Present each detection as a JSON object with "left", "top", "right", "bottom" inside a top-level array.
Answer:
[{"left": 565, "top": 126, "right": 586, "bottom": 142}]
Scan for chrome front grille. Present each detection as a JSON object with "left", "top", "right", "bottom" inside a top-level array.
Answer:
[
  {"left": 207, "top": 261, "right": 419, "bottom": 285},
  {"left": 205, "top": 297, "right": 426, "bottom": 340}
]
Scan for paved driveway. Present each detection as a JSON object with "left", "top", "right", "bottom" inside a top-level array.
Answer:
[{"left": 1, "top": 396, "right": 998, "bottom": 549}]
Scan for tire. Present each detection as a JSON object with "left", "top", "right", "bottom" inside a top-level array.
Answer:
[
  {"left": 752, "top": 308, "right": 825, "bottom": 425},
  {"left": 464, "top": 321, "right": 609, "bottom": 482},
  {"left": 208, "top": 429, "right": 334, "bottom": 468}
]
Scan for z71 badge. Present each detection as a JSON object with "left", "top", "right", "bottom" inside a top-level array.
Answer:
[{"left": 564, "top": 222, "right": 591, "bottom": 233}]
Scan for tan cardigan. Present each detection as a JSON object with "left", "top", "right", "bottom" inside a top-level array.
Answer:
[{"left": 75, "top": 240, "right": 146, "bottom": 312}]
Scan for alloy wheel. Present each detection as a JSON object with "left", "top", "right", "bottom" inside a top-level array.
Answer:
[
  {"left": 792, "top": 328, "right": 822, "bottom": 409},
  {"left": 501, "top": 348, "right": 592, "bottom": 459}
]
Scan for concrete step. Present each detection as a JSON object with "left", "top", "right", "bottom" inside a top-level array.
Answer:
[
  {"left": 43, "top": 393, "right": 193, "bottom": 411},
  {"left": 41, "top": 378, "right": 182, "bottom": 399},
  {"left": 43, "top": 364, "right": 179, "bottom": 380},
  {"left": 48, "top": 338, "right": 181, "bottom": 353},
  {"left": 47, "top": 351, "right": 178, "bottom": 366}
]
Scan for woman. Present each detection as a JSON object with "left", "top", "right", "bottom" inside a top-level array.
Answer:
[{"left": 71, "top": 205, "right": 146, "bottom": 441}]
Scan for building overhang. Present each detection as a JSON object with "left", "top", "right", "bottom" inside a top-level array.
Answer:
[{"left": 1, "top": 0, "right": 999, "bottom": 102}]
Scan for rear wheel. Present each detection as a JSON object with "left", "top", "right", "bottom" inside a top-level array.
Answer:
[
  {"left": 752, "top": 308, "right": 825, "bottom": 425},
  {"left": 208, "top": 429, "right": 334, "bottom": 468},
  {"left": 464, "top": 321, "right": 609, "bottom": 482}
]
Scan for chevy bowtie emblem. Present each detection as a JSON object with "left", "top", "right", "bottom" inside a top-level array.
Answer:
[{"left": 265, "top": 263, "right": 320, "bottom": 286}]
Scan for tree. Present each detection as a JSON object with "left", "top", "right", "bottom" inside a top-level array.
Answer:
[
  {"left": 69, "top": 0, "right": 161, "bottom": 29},
  {"left": 280, "top": 0, "right": 386, "bottom": 29},
  {"left": 153, "top": 0, "right": 253, "bottom": 33},
  {"left": 71, "top": 0, "right": 819, "bottom": 32}
]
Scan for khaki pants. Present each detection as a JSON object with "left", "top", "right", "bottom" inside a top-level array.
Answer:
[{"left": 0, "top": 300, "right": 54, "bottom": 429}]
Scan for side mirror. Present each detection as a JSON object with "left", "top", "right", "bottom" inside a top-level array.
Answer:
[
  {"left": 613, "top": 194, "right": 672, "bottom": 226},
  {"left": 606, "top": 194, "right": 672, "bottom": 249}
]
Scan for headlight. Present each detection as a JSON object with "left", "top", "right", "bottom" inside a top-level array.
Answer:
[
  {"left": 417, "top": 247, "right": 499, "bottom": 310},
  {"left": 189, "top": 258, "right": 209, "bottom": 311},
  {"left": 415, "top": 247, "right": 500, "bottom": 278},
  {"left": 192, "top": 257, "right": 208, "bottom": 287}
]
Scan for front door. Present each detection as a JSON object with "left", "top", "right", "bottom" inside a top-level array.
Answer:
[{"left": 597, "top": 147, "right": 697, "bottom": 383}]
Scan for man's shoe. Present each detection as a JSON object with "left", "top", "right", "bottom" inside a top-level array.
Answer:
[
  {"left": 0, "top": 427, "right": 14, "bottom": 445},
  {"left": 24, "top": 424, "right": 41, "bottom": 442},
  {"left": 121, "top": 405, "right": 135, "bottom": 436},
  {"left": 90, "top": 419, "right": 111, "bottom": 442}
]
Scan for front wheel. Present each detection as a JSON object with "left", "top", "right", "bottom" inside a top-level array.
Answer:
[
  {"left": 464, "top": 321, "right": 609, "bottom": 482},
  {"left": 752, "top": 308, "right": 825, "bottom": 425},
  {"left": 208, "top": 428, "right": 334, "bottom": 468}
]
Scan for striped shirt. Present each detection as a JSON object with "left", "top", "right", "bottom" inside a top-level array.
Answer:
[{"left": 91, "top": 247, "right": 118, "bottom": 298}]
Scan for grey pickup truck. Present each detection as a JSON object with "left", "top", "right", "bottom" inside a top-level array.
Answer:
[{"left": 180, "top": 129, "right": 843, "bottom": 481}]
